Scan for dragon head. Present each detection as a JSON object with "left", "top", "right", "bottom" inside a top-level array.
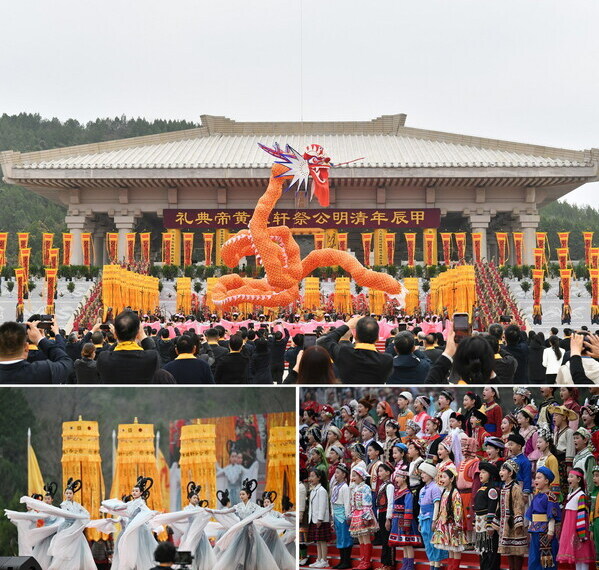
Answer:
[{"left": 259, "top": 142, "right": 331, "bottom": 207}]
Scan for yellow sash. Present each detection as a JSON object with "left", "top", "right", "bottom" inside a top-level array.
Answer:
[
  {"left": 354, "top": 343, "right": 378, "bottom": 352},
  {"left": 113, "top": 341, "right": 142, "bottom": 352}
]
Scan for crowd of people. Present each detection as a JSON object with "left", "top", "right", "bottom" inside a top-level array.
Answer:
[
  {"left": 3, "top": 307, "right": 599, "bottom": 384},
  {"left": 298, "top": 386, "right": 599, "bottom": 570},
  {"left": 5, "top": 476, "right": 295, "bottom": 570}
]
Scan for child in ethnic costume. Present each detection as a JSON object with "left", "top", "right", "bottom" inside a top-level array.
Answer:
[
  {"left": 497, "top": 459, "right": 527, "bottom": 570},
  {"left": 389, "top": 464, "right": 420, "bottom": 570},
  {"left": 349, "top": 465, "right": 378, "bottom": 570},
  {"left": 525, "top": 467, "right": 561, "bottom": 570},
  {"left": 417, "top": 462, "right": 446, "bottom": 569},
  {"left": 474, "top": 462, "right": 500, "bottom": 570},
  {"left": 557, "top": 467, "right": 596, "bottom": 570},
  {"left": 431, "top": 467, "right": 467, "bottom": 570},
  {"left": 375, "top": 463, "right": 395, "bottom": 570},
  {"left": 330, "top": 464, "right": 353, "bottom": 570},
  {"left": 307, "top": 468, "right": 332, "bottom": 569}
]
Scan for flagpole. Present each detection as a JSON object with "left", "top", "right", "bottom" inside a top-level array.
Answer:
[
  {"left": 27, "top": 427, "right": 31, "bottom": 490},
  {"left": 155, "top": 431, "right": 160, "bottom": 461},
  {"left": 112, "top": 429, "right": 116, "bottom": 480}
]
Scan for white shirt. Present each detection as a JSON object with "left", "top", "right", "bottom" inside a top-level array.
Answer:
[
  {"left": 309, "top": 484, "right": 330, "bottom": 523},
  {"left": 542, "top": 347, "right": 564, "bottom": 375}
]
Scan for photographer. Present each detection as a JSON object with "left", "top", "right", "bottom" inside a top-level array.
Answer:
[{"left": 0, "top": 320, "right": 73, "bottom": 383}]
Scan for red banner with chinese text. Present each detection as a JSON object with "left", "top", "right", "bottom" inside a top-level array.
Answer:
[
  {"left": 495, "top": 232, "right": 509, "bottom": 266},
  {"left": 440, "top": 233, "right": 452, "bottom": 266},
  {"left": 423, "top": 231, "right": 436, "bottom": 266},
  {"left": 584, "top": 232, "right": 594, "bottom": 265},
  {"left": 106, "top": 233, "right": 118, "bottom": 263},
  {"left": 558, "top": 232, "right": 570, "bottom": 249},
  {"left": 162, "top": 232, "right": 173, "bottom": 265},
  {"left": 182, "top": 233, "right": 194, "bottom": 266},
  {"left": 140, "top": 232, "right": 151, "bottom": 263},
  {"left": 62, "top": 233, "right": 72, "bottom": 266},
  {"left": 126, "top": 233, "right": 136, "bottom": 265},
  {"left": 81, "top": 233, "right": 92, "bottom": 267},
  {"left": 17, "top": 233, "right": 29, "bottom": 267},
  {"left": 314, "top": 232, "right": 325, "bottom": 250},
  {"left": 21, "top": 248, "right": 30, "bottom": 282},
  {"left": 203, "top": 233, "right": 214, "bottom": 266},
  {"left": 15, "top": 267, "right": 25, "bottom": 308},
  {"left": 45, "top": 268, "right": 58, "bottom": 314},
  {"left": 361, "top": 233, "right": 373, "bottom": 267},
  {"left": 560, "top": 268, "right": 571, "bottom": 307},
  {"left": 405, "top": 233, "right": 416, "bottom": 267},
  {"left": 533, "top": 248, "right": 545, "bottom": 271},
  {"left": 536, "top": 231, "right": 549, "bottom": 265},
  {"left": 557, "top": 248, "right": 569, "bottom": 270},
  {"left": 591, "top": 269, "right": 599, "bottom": 316},
  {"left": 532, "top": 268, "right": 544, "bottom": 306},
  {"left": 337, "top": 232, "right": 348, "bottom": 252},
  {"left": 0, "top": 232, "right": 7, "bottom": 267},
  {"left": 49, "top": 248, "right": 59, "bottom": 270},
  {"left": 164, "top": 208, "right": 442, "bottom": 229},
  {"left": 472, "top": 232, "right": 483, "bottom": 263},
  {"left": 386, "top": 232, "right": 396, "bottom": 265},
  {"left": 42, "top": 233, "right": 53, "bottom": 266},
  {"left": 454, "top": 232, "right": 466, "bottom": 261},
  {"left": 513, "top": 232, "right": 523, "bottom": 266},
  {"left": 591, "top": 248, "right": 599, "bottom": 270}
]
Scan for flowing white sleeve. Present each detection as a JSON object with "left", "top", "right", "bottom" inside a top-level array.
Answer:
[{"left": 20, "top": 497, "right": 88, "bottom": 520}]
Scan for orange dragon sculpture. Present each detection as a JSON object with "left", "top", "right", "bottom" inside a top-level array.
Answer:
[{"left": 211, "top": 143, "right": 407, "bottom": 309}]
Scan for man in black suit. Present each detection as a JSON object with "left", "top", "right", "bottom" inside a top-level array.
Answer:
[
  {"left": 163, "top": 335, "right": 214, "bottom": 384},
  {"left": 96, "top": 310, "right": 160, "bottom": 383},
  {"left": 0, "top": 321, "right": 73, "bottom": 384},
  {"left": 156, "top": 328, "right": 175, "bottom": 365},
  {"left": 317, "top": 315, "right": 393, "bottom": 383},
  {"left": 268, "top": 325, "right": 290, "bottom": 384},
  {"left": 201, "top": 328, "right": 228, "bottom": 373},
  {"left": 214, "top": 334, "right": 249, "bottom": 383}
]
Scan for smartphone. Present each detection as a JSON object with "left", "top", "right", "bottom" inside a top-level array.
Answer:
[
  {"left": 453, "top": 312, "right": 471, "bottom": 343},
  {"left": 100, "top": 324, "right": 110, "bottom": 331},
  {"left": 303, "top": 333, "right": 317, "bottom": 349}
]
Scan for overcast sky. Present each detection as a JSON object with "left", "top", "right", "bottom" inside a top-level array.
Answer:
[{"left": 2, "top": 0, "right": 598, "bottom": 206}]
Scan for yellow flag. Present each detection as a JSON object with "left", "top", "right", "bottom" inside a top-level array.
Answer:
[{"left": 28, "top": 441, "right": 45, "bottom": 497}]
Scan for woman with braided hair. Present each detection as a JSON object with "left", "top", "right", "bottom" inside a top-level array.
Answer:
[
  {"left": 208, "top": 477, "right": 280, "bottom": 570},
  {"left": 102, "top": 476, "right": 158, "bottom": 570},
  {"left": 152, "top": 481, "right": 216, "bottom": 570}
]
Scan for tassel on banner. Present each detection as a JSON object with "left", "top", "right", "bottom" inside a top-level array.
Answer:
[
  {"left": 513, "top": 232, "right": 523, "bottom": 266},
  {"left": 15, "top": 267, "right": 26, "bottom": 321},
  {"left": 405, "top": 233, "right": 416, "bottom": 267},
  {"left": 361, "top": 232, "right": 373, "bottom": 267}
]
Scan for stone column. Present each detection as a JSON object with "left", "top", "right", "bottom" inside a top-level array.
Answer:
[
  {"left": 518, "top": 213, "right": 541, "bottom": 265},
  {"left": 113, "top": 214, "right": 137, "bottom": 264},
  {"left": 65, "top": 213, "right": 86, "bottom": 265},
  {"left": 468, "top": 213, "right": 491, "bottom": 261}
]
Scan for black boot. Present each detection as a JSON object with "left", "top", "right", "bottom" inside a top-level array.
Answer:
[{"left": 338, "top": 546, "right": 353, "bottom": 569}]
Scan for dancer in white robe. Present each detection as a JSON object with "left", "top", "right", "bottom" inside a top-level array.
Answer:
[
  {"left": 101, "top": 476, "right": 157, "bottom": 570},
  {"left": 4, "top": 494, "right": 50, "bottom": 557},
  {"left": 21, "top": 478, "right": 96, "bottom": 570},
  {"left": 256, "top": 491, "right": 296, "bottom": 570},
  {"left": 153, "top": 481, "right": 217, "bottom": 570},
  {"left": 207, "top": 478, "right": 280, "bottom": 570}
]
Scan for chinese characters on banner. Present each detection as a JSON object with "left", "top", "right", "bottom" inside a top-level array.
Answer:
[{"left": 163, "top": 208, "right": 441, "bottom": 229}]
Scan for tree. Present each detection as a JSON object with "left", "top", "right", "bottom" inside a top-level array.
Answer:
[
  {"left": 193, "top": 281, "right": 202, "bottom": 294},
  {"left": 421, "top": 281, "right": 430, "bottom": 293},
  {"left": 5, "top": 280, "right": 14, "bottom": 294},
  {"left": 67, "top": 281, "right": 75, "bottom": 296},
  {"left": 520, "top": 281, "right": 531, "bottom": 296},
  {"left": 543, "top": 281, "right": 551, "bottom": 294}
]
